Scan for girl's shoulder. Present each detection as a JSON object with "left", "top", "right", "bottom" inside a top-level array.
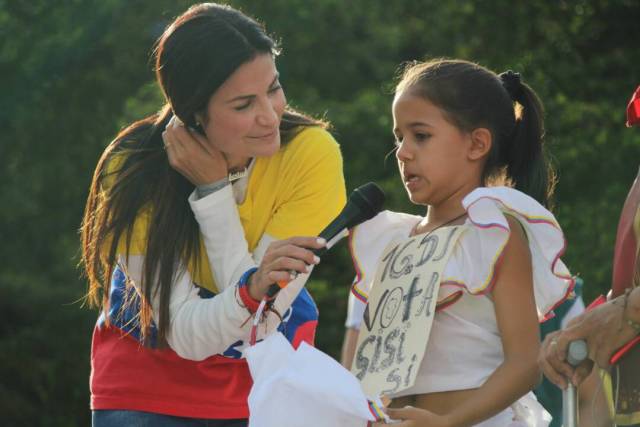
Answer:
[
  {"left": 351, "top": 210, "right": 421, "bottom": 247},
  {"left": 445, "top": 186, "right": 574, "bottom": 319}
]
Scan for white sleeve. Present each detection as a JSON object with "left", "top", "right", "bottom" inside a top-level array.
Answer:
[
  {"left": 189, "top": 184, "right": 278, "bottom": 293},
  {"left": 456, "top": 186, "right": 575, "bottom": 319},
  {"left": 350, "top": 210, "right": 420, "bottom": 301},
  {"left": 560, "top": 296, "right": 585, "bottom": 329},
  {"left": 188, "top": 184, "right": 315, "bottom": 300},
  {"left": 122, "top": 254, "right": 281, "bottom": 361},
  {"left": 189, "top": 186, "right": 256, "bottom": 291},
  {"left": 345, "top": 290, "right": 366, "bottom": 329}
]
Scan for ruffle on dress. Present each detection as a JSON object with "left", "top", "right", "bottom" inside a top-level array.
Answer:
[{"left": 350, "top": 186, "right": 575, "bottom": 321}]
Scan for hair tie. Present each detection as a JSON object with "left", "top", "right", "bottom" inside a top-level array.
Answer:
[{"left": 499, "top": 70, "right": 523, "bottom": 100}]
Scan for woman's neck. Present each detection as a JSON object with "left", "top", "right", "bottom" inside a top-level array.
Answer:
[{"left": 226, "top": 155, "right": 252, "bottom": 173}]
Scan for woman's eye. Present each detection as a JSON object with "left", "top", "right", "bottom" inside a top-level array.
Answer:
[
  {"left": 393, "top": 138, "right": 402, "bottom": 147},
  {"left": 234, "top": 101, "right": 252, "bottom": 111},
  {"left": 268, "top": 84, "right": 282, "bottom": 94}
]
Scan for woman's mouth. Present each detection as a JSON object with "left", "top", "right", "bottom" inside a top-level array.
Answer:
[{"left": 250, "top": 130, "right": 278, "bottom": 140}]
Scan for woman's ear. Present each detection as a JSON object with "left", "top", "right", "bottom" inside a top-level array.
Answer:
[
  {"left": 193, "top": 112, "right": 207, "bottom": 136},
  {"left": 468, "top": 128, "right": 492, "bottom": 161},
  {"left": 194, "top": 112, "right": 205, "bottom": 127}
]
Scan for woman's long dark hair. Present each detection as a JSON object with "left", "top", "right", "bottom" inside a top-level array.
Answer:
[
  {"left": 81, "top": 3, "right": 325, "bottom": 346},
  {"left": 396, "top": 59, "right": 556, "bottom": 208}
]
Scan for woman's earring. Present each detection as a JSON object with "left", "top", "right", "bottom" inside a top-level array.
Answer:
[{"left": 193, "top": 121, "right": 205, "bottom": 136}]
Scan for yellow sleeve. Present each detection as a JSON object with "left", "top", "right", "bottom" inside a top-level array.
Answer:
[{"left": 266, "top": 127, "right": 347, "bottom": 239}]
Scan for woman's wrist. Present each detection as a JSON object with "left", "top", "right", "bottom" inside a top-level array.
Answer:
[
  {"left": 237, "top": 268, "right": 261, "bottom": 313},
  {"left": 196, "top": 177, "right": 229, "bottom": 199},
  {"left": 247, "top": 271, "right": 266, "bottom": 301}
]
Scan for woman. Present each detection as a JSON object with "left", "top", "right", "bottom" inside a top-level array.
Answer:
[{"left": 80, "top": 3, "right": 346, "bottom": 425}]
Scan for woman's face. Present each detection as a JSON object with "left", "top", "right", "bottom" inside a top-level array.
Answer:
[{"left": 200, "top": 53, "right": 286, "bottom": 161}]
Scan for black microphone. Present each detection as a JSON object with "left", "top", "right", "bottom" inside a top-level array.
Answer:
[{"left": 265, "top": 182, "right": 385, "bottom": 298}]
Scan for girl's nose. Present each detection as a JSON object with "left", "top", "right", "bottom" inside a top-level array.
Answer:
[{"left": 395, "top": 140, "right": 413, "bottom": 161}]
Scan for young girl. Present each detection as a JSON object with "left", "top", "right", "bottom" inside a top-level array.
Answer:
[{"left": 346, "top": 59, "right": 574, "bottom": 426}]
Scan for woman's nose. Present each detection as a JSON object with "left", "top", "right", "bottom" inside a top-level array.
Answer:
[{"left": 256, "top": 98, "right": 279, "bottom": 127}]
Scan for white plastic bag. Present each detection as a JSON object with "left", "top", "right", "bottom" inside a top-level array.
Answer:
[{"left": 245, "top": 333, "right": 385, "bottom": 427}]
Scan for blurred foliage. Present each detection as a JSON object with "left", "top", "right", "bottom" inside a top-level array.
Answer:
[{"left": 1, "top": 0, "right": 639, "bottom": 425}]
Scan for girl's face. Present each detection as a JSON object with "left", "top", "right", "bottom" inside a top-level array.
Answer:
[
  {"left": 200, "top": 53, "right": 286, "bottom": 161},
  {"left": 393, "top": 89, "right": 475, "bottom": 206}
]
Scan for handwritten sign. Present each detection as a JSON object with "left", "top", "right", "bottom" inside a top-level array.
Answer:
[{"left": 351, "top": 225, "right": 465, "bottom": 397}]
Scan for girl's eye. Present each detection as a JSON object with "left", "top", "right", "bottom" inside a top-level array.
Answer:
[{"left": 415, "top": 132, "right": 431, "bottom": 141}]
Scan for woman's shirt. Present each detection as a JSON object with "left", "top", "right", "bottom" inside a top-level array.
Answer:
[{"left": 91, "top": 126, "right": 347, "bottom": 418}]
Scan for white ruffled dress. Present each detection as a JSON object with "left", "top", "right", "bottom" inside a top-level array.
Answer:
[{"left": 348, "top": 187, "right": 574, "bottom": 426}]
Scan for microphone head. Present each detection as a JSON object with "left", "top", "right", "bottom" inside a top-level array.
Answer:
[{"left": 346, "top": 182, "right": 385, "bottom": 228}]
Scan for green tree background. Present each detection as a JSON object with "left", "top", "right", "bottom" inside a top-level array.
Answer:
[{"left": 1, "top": 0, "right": 638, "bottom": 425}]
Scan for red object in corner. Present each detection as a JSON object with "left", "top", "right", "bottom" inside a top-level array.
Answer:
[
  {"left": 611, "top": 336, "right": 640, "bottom": 365},
  {"left": 587, "top": 294, "right": 607, "bottom": 310},
  {"left": 627, "top": 86, "right": 640, "bottom": 127}
]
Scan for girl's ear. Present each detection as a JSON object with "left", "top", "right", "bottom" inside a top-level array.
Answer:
[{"left": 468, "top": 128, "right": 492, "bottom": 161}]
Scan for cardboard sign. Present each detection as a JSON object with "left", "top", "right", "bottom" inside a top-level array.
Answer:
[{"left": 352, "top": 225, "right": 465, "bottom": 397}]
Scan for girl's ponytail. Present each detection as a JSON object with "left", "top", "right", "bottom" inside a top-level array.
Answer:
[{"left": 499, "top": 71, "right": 556, "bottom": 208}]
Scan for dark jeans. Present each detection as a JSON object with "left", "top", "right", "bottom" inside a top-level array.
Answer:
[{"left": 92, "top": 410, "right": 248, "bottom": 427}]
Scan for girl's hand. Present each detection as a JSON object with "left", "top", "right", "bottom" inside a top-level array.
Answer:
[
  {"left": 382, "top": 406, "right": 452, "bottom": 427},
  {"left": 162, "top": 115, "right": 228, "bottom": 185},
  {"left": 248, "top": 237, "right": 325, "bottom": 300}
]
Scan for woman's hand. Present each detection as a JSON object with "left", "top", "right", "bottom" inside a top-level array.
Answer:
[
  {"left": 248, "top": 237, "right": 325, "bottom": 300},
  {"left": 162, "top": 115, "right": 228, "bottom": 185},
  {"left": 380, "top": 406, "right": 452, "bottom": 427},
  {"left": 539, "top": 292, "right": 639, "bottom": 388}
]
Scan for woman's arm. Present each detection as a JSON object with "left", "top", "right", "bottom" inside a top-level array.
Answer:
[
  {"left": 189, "top": 184, "right": 261, "bottom": 290},
  {"left": 121, "top": 235, "right": 323, "bottom": 360},
  {"left": 121, "top": 253, "right": 259, "bottom": 360},
  {"left": 190, "top": 126, "right": 346, "bottom": 292},
  {"left": 163, "top": 118, "right": 256, "bottom": 290}
]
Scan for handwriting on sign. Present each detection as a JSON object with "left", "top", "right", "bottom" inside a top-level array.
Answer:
[{"left": 353, "top": 226, "right": 464, "bottom": 396}]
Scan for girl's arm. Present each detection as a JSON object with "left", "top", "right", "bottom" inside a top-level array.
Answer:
[{"left": 387, "top": 216, "right": 540, "bottom": 427}]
